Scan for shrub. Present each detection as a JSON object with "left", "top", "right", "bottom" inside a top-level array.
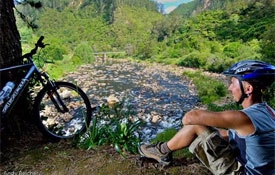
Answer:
[
  {"left": 40, "top": 44, "right": 65, "bottom": 61},
  {"left": 176, "top": 52, "right": 206, "bottom": 68},
  {"left": 204, "top": 56, "right": 227, "bottom": 73},
  {"left": 223, "top": 42, "right": 243, "bottom": 58},
  {"left": 71, "top": 55, "right": 82, "bottom": 66},
  {"left": 77, "top": 98, "right": 144, "bottom": 155},
  {"left": 46, "top": 64, "right": 64, "bottom": 80},
  {"left": 73, "top": 42, "right": 95, "bottom": 64}
]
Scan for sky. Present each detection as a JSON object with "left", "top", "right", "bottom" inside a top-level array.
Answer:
[{"left": 154, "top": 0, "right": 193, "bottom": 14}]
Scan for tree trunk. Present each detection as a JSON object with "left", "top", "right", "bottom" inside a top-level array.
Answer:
[
  {"left": 0, "top": 0, "right": 22, "bottom": 71},
  {"left": 0, "top": 0, "right": 32, "bottom": 149}
]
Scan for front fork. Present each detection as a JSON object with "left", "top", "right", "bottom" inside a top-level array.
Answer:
[{"left": 39, "top": 72, "right": 69, "bottom": 113}]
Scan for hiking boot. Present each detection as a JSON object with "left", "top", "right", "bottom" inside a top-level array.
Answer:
[{"left": 138, "top": 142, "right": 172, "bottom": 166}]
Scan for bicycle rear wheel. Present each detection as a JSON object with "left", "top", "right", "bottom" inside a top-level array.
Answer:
[{"left": 34, "top": 81, "right": 92, "bottom": 140}]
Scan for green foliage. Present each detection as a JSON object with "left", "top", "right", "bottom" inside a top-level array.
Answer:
[
  {"left": 183, "top": 70, "right": 227, "bottom": 104},
  {"left": 17, "top": 25, "right": 32, "bottom": 44},
  {"left": 263, "top": 83, "right": 275, "bottom": 109},
  {"left": 111, "top": 5, "right": 162, "bottom": 59},
  {"left": 71, "top": 55, "right": 81, "bottom": 65},
  {"left": 77, "top": 100, "right": 144, "bottom": 155},
  {"left": 40, "top": 44, "right": 65, "bottom": 61},
  {"left": 78, "top": 113, "right": 108, "bottom": 149},
  {"left": 17, "top": 0, "right": 274, "bottom": 95},
  {"left": 45, "top": 64, "right": 65, "bottom": 79},
  {"left": 177, "top": 52, "right": 205, "bottom": 68},
  {"left": 18, "top": 0, "right": 275, "bottom": 96},
  {"left": 176, "top": 53, "right": 201, "bottom": 68},
  {"left": 207, "top": 102, "right": 242, "bottom": 112},
  {"left": 36, "top": 7, "right": 113, "bottom": 52},
  {"left": 170, "top": 0, "right": 199, "bottom": 17},
  {"left": 29, "top": 44, "right": 66, "bottom": 79},
  {"left": 176, "top": 52, "right": 230, "bottom": 73},
  {"left": 151, "top": 128, "right": 177, "bottom": 143},
  {"left": 223, "top": 42, "right": 243, "bottom": 58},
  {"left": 107, "top": 117, "right": 144, "bottom": 155},
  {"left": 204, "top": 56, "right": 230, "bottom": 73},
  {"left": 260, "top": 24, "right": 275, "bottom": 65},
  {"left": 18, "top": 0, "right": 275, "bottom": 75},
  {"left": 159, "top": 2, "right": 273, "bottom": 71},
  {"left": 73, "top": 42, "right": 94, "bottom": 64},
  {"left": 150, "top": 128, "right": 194, "bottom": 158},
  {"left": 108, "top": 52, "right": 127, "bottom": 58}
]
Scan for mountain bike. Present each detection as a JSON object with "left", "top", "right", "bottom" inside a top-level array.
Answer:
[{"left": 0, "top": 36, "right": 92, "bottom": 140}]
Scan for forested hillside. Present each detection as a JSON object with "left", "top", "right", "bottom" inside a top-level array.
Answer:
[
  {"left": 16, "top": 0, "right": 275, "bottom": 77},
  {"left": 171, "top": 0, "right": 275, "bottom": 17}
]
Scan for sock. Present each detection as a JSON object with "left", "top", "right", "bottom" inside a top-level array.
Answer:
[{"left": 160, "top": 142, "right": 171, "bottom": 154}]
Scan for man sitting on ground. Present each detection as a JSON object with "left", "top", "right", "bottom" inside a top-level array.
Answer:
[{"left": 139, "top": 60, "right": 275, "bottom": 175}]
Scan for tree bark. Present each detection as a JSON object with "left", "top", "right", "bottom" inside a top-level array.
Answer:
[
  {"left": 0, "top": 0, "right": 22, "bottom": 70},
  {"left": 0, "top": 1, "right": 30, "bottom": 147}
]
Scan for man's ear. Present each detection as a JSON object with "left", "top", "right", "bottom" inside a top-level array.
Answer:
[{"left": 244, "top": 82, "right": 253, "bottom": 94}]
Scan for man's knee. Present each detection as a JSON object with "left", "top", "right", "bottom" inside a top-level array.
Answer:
[{"left": 183, "top": 124, "right": 212, "bottom": 136}]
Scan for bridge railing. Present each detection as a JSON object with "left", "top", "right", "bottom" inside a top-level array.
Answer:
[{"left": 93, "top": 51, "right": 126, "bottom": 62}]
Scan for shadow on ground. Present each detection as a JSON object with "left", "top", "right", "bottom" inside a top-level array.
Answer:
[{"left": 1, "top": 136, "right": 211, "bottom": 175}]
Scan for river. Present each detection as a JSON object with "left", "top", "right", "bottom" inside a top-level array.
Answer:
[{"left": 62, "top": 58, "right": 201, "bottom": 143}]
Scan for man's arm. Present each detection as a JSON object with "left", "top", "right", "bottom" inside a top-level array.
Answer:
[{"left": 182, "top": 109, "right": 255, "bottom": 136}]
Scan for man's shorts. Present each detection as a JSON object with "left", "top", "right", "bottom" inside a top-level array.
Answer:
[{"left": 189, "top": 127, "right": 244, "bottom": 175}]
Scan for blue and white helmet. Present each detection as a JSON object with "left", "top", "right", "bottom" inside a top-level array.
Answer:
[{"left": 223, "top": 60, "right": 275, "bottom": 86}]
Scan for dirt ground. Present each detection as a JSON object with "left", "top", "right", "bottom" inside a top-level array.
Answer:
[{"left": 0, "top": 134, "right": 212, "bottom": 175}]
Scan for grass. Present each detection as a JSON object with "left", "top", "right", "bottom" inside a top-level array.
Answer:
[
  {"left": 1, "top": 140, "right": 211, "bottom": 175},
  {"left": 150, "top": 128, "right": 194, "bottom": 159},
  {"left": 38, "top": 54, "right": 94, "bottom": 80},
  {"left": 182, "top": 70, "right": 227, "bottom": 104}
]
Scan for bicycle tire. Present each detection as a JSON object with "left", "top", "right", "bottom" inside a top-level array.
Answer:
[{"left": 34, "top": 81, "right": 92, "bottom": 140}]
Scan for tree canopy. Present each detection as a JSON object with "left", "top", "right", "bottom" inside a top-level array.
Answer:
[{"left": 16, "top": 0, "right": 275, "bottom": 71}]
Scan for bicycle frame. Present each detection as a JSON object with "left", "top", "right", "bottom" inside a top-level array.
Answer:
[
  {"left": 0, "top": 36, "right": 92, "bottom": 140},
  {"left": 0, "top": 62, "right": 41, "bottom": 116}
]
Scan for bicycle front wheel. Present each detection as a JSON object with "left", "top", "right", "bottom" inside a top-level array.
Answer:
[{"left": 34, "top": 81, "right": 92, "bottom": 140}]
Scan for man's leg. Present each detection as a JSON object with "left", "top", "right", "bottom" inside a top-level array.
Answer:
[
  {"left": 139, "top": 125, "right": 243, "bottom": 174},
  {"left": 138, "top": 125, "right": 208, "bottom": 165},
  {"left": 167, "top": 124, "right": 208, "bottom": 151},
  {"left": 188, "top": 127, "right": 243, "bottom": 175}
]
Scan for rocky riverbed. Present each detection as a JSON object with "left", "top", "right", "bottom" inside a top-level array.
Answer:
[{"left": 61, "top": 58, "right": 202, "bottom": 143}]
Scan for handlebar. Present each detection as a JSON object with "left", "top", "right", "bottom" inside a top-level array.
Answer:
[
  {"left": 36, "top": 36, "right": 45, "bottom": 47},
  {"left": 22, "top": 36, "right": 48, "bottom": 59}
]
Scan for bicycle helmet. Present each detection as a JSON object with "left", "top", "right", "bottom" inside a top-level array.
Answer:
[{"left": 223, "top": 60, "right": 275, "bottom": 104}]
